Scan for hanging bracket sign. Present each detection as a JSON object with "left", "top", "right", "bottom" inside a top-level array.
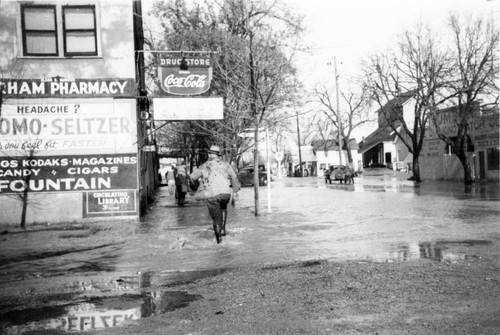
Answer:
[{"left": 158, "top": 56, "right": 212, "bottom": 96}]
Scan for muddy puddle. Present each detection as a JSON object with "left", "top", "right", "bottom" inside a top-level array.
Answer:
[
  {"left": 0, "top": 267, "right": 231, "bottom": 334},
  {"left": 0, "top": 290, "right": 202, "bottom": 334}
]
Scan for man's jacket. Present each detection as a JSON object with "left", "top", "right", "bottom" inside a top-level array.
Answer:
[{"left": 190, "top": 158, "right": 241, "bottom": 197}]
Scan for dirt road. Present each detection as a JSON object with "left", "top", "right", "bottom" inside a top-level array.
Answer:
[{"left": 1, "top": 254, "right": 499, "bottom": 334}]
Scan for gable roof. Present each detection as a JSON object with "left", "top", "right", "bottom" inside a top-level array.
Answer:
[
  {"left": 358, "top": 126, "right": 397, "bottom": 154},
  {"left": 358, "top": 91, "right": 416, "bottom": 154},
  {"left": 311, "top": 138, "right": 359, "bottom": 152},
  {"left": 374, "top": 90, "right": 416, "bottom": 127}
]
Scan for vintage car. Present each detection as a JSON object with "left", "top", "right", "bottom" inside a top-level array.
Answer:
[
  {"left": 324, "top": 165, "right": 356, "bottom": 184},
  {"left": 237, "top": 166, "right": 269, "bottom": 186}
]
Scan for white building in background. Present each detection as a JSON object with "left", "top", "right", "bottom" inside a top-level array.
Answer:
[
  {"left": 358, "top": 91, "right": 499, "bottom": 181},
  {"left": 358, "top": 92, "right": 414, "bottom": 171},
  {"left": 312, "top": 139, "right": 362, "bottom": 176}
]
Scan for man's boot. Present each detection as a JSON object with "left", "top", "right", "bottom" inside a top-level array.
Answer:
[
  {"left": 221, "top": 210, "right": 227, "bottom": 236},
  {"left": 213, "top": 224, "right": 222, "bottom": 244}
]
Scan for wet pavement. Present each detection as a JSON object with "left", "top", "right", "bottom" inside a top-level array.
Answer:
[
  {"left": 133, "top": 168, "right": 500, "bottom": 270},
  {"left": 1, "top": 168, "right": 499, "bottom": 334}
]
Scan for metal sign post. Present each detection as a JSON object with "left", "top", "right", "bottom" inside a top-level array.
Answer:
[{"left": 266, "top": 127, "right": 271, "bottom": 212}]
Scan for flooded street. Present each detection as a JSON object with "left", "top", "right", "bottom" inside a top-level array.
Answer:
[
  {"left": 1, "top": 168, "right": 499, "bottom": 334},
  {"left": 132, "top": 168, "right": 500, "bottom": 273},
  {"left": 2, "top": 168, "right": 498, "bottom": 282}
]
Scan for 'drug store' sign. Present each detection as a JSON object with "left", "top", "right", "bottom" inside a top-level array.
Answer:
[{"left": 158, "top": 56, "right": 212, "bottom": 95}]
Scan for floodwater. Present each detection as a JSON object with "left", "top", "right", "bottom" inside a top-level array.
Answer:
[
  {"left": 132, "top": 168, "right": 500, "bottom": 275},
  {"left": 1, "top": 168, "right": 499, "bottom": 333}
]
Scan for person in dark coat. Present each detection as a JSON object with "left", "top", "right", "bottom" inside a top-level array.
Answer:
[{"left": 175, "top": 160, "right": 189, "bottom": 206}]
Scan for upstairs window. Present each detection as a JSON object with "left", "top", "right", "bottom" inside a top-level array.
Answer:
[
  {"left": 21, "top": 5, "right": 58, "bottom": 56},
  {"left": 63, "top": 6, "right": 97, "bottom": 56},
  {"left": 20, "top": 3, "right": 99, "bottom": 58}
]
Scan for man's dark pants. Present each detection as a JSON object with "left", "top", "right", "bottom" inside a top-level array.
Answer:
[{"left": 206, "top": 194, "right": 231, "bottom": 226}]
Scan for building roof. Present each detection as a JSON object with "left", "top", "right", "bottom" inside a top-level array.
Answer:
[
  {"left": 289, "top": 145, "right": 316, "bottom": 162},
  {"left": 374, "top": 90, "right": 416, "bottom": 128},
  {"left": 358, "top": 126, "right": 397, "bottom": 154},
  {"left": 311, "top": 138, "right": 359, "bottom": 152},
  {"left": 358, "top": 91, "right": 416, "bottom": 154}
]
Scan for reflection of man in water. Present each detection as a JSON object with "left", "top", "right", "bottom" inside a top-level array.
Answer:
[{"left": 190, "top": 146, "right": 240, "bottom": 244}]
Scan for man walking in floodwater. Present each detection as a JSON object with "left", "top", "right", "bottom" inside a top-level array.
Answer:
[
  {"left": 175, "top": 160, "right": 189, "bottom": 206},
  {"left": 190, "top": 145, "right": 240, "bottom": 244}
]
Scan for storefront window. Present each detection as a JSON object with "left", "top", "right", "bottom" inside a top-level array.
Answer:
[{"left": 487, "top": 148, "right": 499, "bottom": 170}]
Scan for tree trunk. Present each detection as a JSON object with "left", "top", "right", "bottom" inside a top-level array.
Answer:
[
  {"left": 20, "top": 188, "right": 28, "bottom": 229},
  {"left": 253, "top": 124, "right": 260, "bottom": 216},
  {"left": 456, "top": 150, "right": 474, "bottom": 184},
  {"left": 412, "top": 156, "right": 422, "bottom": 183},
  {"left": 345, "top": 141, "right": 353, "bottom": 165},
  {"left": 455, "top": 125, "right": 475, "bottom": 185}
]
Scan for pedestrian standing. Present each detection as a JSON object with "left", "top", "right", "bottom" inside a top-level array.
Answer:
[
  {"left": 175, "top": 160, "right": 189, "bottom": 206},
  {"left": 190, "top": 146, "right": 241, "bottom": 244}
]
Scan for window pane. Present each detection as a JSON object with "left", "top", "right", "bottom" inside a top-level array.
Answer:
[
  {"left": 24, "top": 7, "right": 55, "bottom": 30},
  {"left": 487, "top": 148, "right": 499, "bottom": 170},
  {"left": 26, "top": 32, "right": 57, "bottom": 54},
  {"left": 66, "top": 32, "right": 96, "bottom": 53},
  {"left": 64, "top": 7, "right": 95, "bottom": 29}
]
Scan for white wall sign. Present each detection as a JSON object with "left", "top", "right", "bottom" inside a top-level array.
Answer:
[
  {"left": 153, "top": 97, "right": 223, "bottom": 120},
  {"left": 0, "top": 98, "right": 137, "bottom": 155}
]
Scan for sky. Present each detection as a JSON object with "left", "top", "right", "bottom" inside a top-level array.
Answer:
[
  {"left": 143, "top": 0, "right": 499, "bottom": 140},
  {"left": 287, "top": 0, "right": 499, "bottom": 90},
  {"left": 143, "top": 0, "right": 498, "bottom": 89},
  {"left": 282, "top": 0, "right": 498, "bottom": 139}
]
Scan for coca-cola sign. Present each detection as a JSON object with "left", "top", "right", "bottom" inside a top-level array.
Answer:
[{"left": 158, "top": 56, "right": 212, "bottom": 96}]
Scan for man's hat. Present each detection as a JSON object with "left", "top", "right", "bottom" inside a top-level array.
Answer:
[{"left": 208, "top": 145, "right": 221, "bottom": 155}]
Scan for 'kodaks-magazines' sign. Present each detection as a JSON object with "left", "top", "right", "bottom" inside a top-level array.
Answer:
[
  {"left": 158, "top": 56, "right": 212, "bottom": 95},
  {"left": 0, "top": 154, "right": 137, "bottom": 194}
]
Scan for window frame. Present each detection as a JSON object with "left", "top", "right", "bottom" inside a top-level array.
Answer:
[
  {"left": 62, "top": 5, "right": 98, "bottom": 57},
  {"left": 18, "top": 2, "right": 102, "bottom": 59},
  {"left": 21, "top": 4, "right": 59, "bottom": 57},
  {"left": 487, "top": 147, "right": 499, "bottom": 171}
]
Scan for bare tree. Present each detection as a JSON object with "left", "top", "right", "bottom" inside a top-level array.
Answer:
[
  {"left": 1, "top": 62, "right": 43, "bottom": 228},
  {"left": 151, "top": 0, "right": 304, "bottom": 215},
  {"left": 430, "top": 14, "right": 499, "bottom": 184},
  {"left": 220, "top": 0, "right": 303, "bottom": 215},
  {"left": 315, "top": 86, "right": 374, "bottom": 167},
  {"left": 363, "top": 24, "right": 452, "bottom": 182}
]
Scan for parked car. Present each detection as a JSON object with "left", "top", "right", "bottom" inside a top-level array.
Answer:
[
  {"left": 292, "top": 163, "right": 309, "bottom": 177},
  {"left": 237, "top": 166, "right": 269, "bottom": 186},
  {"left": 324, "top": 165, "right": 357, "bottom": 184}
]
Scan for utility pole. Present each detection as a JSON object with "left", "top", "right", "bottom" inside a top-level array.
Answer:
[
  {"left": 334, "top": 57, "right": 343, "bottom": 165},
  {"left": 295, "top": 109, "right": 303, "bottom": 177},
  {"left": 265, "top": 126, "right": 271, "bottom": 212}
]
